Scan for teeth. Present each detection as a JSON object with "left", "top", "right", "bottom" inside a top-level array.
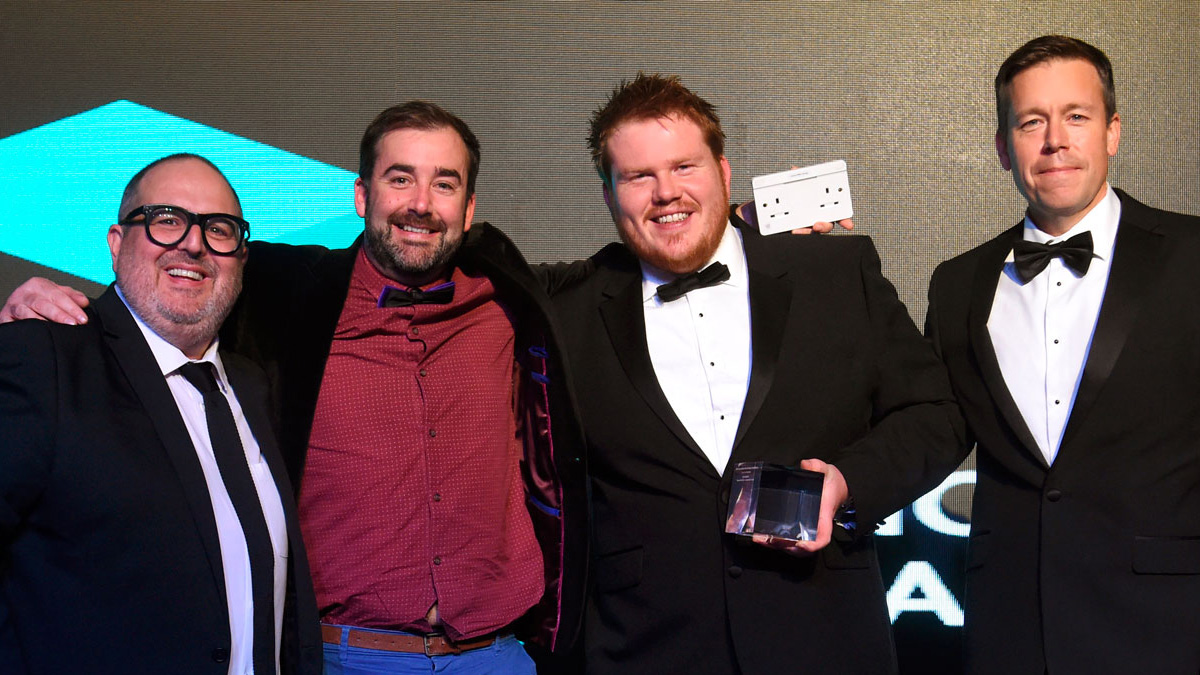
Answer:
[
  {"left": 655, "top": 213, "right": 688, "bottom": 224},
  {"left": 167, "top": 269, "right": 202, "bottom": 281},
  {"left": 401, "top": 225, "right": 434, "bottom": 234}
]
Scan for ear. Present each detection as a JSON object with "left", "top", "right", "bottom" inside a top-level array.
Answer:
[
  {"left": 107, "top": 224, "right": 125, "bottom": 272},
  {"left": 1106, "top": 113, "right": 1121, "bottom": 157},
  {"left": 354, "top": 177, "right": 368, "bottom": 218},
  {"left": 995, "top": 130, "right": 1013, "bottom": 171},
  {"left": 719, "top": 156, "right": 732, "bottom": 194},
  {"left": 463, "top": 193, "right": 476, "bottom": 232}
]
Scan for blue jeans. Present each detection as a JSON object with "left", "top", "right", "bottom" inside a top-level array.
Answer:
[{"left": 322, "top": 624, "right": 535, "bottom": 675}]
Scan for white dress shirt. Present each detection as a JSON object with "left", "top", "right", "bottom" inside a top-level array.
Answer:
[
  {"left": 117, "top": 288, "right": 288, "bottom": 675},
  {"left": 987, "top": 185, "right": 1121, "bottom": 465},
  {"left": 642, "top": 223, "right": 753, "bottom": 474}
]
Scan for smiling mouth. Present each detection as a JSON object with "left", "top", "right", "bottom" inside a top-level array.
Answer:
[
  {"left": 400, "top": 224, "right": 437, "bottom": 234},
  {"left": 166, "top": 268, "right": 204, "bottom": 281},
  {"left": 653, "top": 212, "right": 690, "bottom": 225}
]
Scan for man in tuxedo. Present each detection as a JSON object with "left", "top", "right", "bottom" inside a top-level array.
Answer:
[
  {"left": 925, "top": 35, "right": 1200, "bottom": 673},
  {"left": 547, "top": 73, "right": 966, "bottom": 674},
  {"left": 0, "top": 154, "right": 321, "bottom": 674}
]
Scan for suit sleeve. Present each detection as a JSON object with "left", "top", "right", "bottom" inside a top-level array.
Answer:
[
  {"left": 0, "top": 321, "right": 59, "bottom": 548},
  {"left": 831, "top": 239, "right": 969, "bottom": 532},
  {"left": 532, "top": 259, "right": 596, "bottom": 297}
]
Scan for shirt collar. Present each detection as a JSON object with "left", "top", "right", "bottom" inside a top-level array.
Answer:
[
  {"left": 1008, "top": 183, "right": 1121, "bottom": 262},
  {"left": 640, "top": 221, "right": 747, "bottom": 304},
  {"left": 115, "top": 284, "right": 223, "bottom": 380}
]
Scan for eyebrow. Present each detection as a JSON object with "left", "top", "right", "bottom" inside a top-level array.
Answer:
[{"left": 381, "top": 163, "right": 463, "bottom": 183}]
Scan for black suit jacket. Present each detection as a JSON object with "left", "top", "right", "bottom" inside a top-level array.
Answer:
[
  {"left": 0, "top": 287, "right": 321, "bottom": 674},
  {"left": 926, "top": 189, "right": 1200, "bottom": 674},
  {"left": 548, "top": 213, "right": 966, "bottom": 674}
]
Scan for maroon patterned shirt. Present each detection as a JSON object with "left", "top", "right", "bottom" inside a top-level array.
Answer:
[{"left": 298, "top": 248, "right": 543, "bottom": 640}]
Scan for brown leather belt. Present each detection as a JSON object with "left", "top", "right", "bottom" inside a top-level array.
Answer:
[{"left": 320, "top": 624, "right": 499, "bottom": 656}]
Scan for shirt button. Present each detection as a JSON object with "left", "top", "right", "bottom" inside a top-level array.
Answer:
[
  {"left": 429, "top": 429, "right": 437, "bottom": 438},
  {"left": 419, "top": 368, "right": 428, "bottom": 377},
  {"left": 433, "top": 493, "right": 441, "bottom": 502},
  {"left": 434, "top": 556, "right": 442, "bottom": 565},
  {"left": 698, "top": 313, "right": 704, "bottom": 317},
  {"left": 1046, "top": 489, "right": 1062, "bottom": 502},
  {"left": 1054, "top": 399, "right": 1060, "bottom": 405},
  {"left": 727, "top": 565, "right": 743, "bottom": 578},
  {"left": 1056, "top": 281, "right": 1062, "bottom": 287},
  {"left": 1053, "top": 339, "right": 1059, "bottom": 344},
  {"left": 411, "top": 326, "right": 420, "bottom": 336},
  {"left": 211, "top": 647, "right": 230, "bottom": 663}
]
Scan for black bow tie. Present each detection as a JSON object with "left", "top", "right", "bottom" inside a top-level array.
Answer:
[
  {"left": 656, "top": 262, "right": 730, "bottom": 302},
  {"left": 378, "top": 282, "right": 455, "bottom": 308},
  {"left": 1011, "top": 231, "right": 1094, "bottom": 283}
]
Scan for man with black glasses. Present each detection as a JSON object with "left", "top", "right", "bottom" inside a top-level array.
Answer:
[{"left": 0, "top": 153, "right": 320, "bottom": 674}]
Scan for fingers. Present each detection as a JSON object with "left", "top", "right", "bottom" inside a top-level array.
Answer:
[
  {"left": 0, "top": 277, "right": 90, "bottom": 325},
  {"left": 796, "top": 459, "right": 849, "bottom": 553},
  {"left": 790, "top": 219, "right": 854, "bottom": 236},
  {"left": 751, "top": 533, "right": 814, "bottom": 557},
  {"left": 736, "top": 200, "right": 758, "bottom": 229}
]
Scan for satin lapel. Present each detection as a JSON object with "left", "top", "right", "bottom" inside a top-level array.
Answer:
[
  {"left": 93, "top": 288, "right": 228, "bottom": 600},
  {"left": 597, "top": 271, "right": 710, "bottom": 464},
  {"left": 732, "top": 233, "right": 790, "bottom": 450},
  {"left": 967, "top": 226, "right": 1046, "bottom": 467},
  {"left": 1061, "top": 210, "right": 1165, "bottom": 446}
]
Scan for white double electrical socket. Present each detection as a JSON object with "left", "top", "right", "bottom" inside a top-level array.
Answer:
[{"left": 750, "top": 160, "right": 853, "bottom": 235}]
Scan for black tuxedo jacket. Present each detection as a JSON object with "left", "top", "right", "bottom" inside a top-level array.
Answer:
[
  {"left": 926, "top": 189, "right": 1200, "bottom": 674},
  {"left": 0, "top": 287, "right": 321, "bottom": 674},
  {"left": 547, "top": 213, "right": 966, "bottom": 674}
]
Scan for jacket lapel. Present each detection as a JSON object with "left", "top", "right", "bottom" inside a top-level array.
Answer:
[
  {"left": 732, "top": 224, "right": 790, "bottom": 450},
  {"left": 93, "top": 287, "right": 228, "bottom": 601},
  {"left": 597, "top": 268, "right": 712, "bottom": 469},
  {"left": 967, "top": 225, "right": 1047, "bottom": 467},
  {"left": 1060, "top": 192, "right": 1166, "bottom": 446}
]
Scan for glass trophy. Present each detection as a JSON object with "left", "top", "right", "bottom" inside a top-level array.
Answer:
[{"left": 724, "top": 461, "right": 824, "bottom": 542}]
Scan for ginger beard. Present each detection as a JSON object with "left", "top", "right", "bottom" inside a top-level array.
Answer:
[{"left": 614, "top": 192, "right": 726, "bottom": 275}]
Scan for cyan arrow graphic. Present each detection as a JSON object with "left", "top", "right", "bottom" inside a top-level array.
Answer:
[{"left": 0, "top": 100, "right": 361, "bottom": 284}]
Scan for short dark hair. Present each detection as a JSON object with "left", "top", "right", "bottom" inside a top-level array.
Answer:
[
  {"left": 995, "top": 35, "right": 1117, "bottom": 135},
  {"left": 588, "top": 72, "right": 726, "bottom": 185},
  {"left": 118, "top": 153, "right": 240, "bottom": 220},
  {"left": 358, "top": 101, "right": 481, "bottom": 196}
]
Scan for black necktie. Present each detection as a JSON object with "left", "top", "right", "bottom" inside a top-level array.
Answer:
[
  {"left": 378, "top": 282, "right": 455, "bottom": 308},
  {"left": 1011, "top": 231, "right": 1094, "bottom": 283},
  {"left": 656, "top": 262, "right": 730, "bottom": 302},
  {"left": 178, "top": 362, "right": 277, "bottom": 675}
]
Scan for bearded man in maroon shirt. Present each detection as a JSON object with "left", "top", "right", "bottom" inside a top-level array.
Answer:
[
  {"left": 2, "top": 102, "right": 589, "bottom": 674},
  {"left": 222, "top": 103, "right": 589, "bottom": 673}
]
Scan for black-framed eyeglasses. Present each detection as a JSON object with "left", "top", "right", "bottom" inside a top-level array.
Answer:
[{"left": 119, "top": 204, "right": 250, "bottom": 255}]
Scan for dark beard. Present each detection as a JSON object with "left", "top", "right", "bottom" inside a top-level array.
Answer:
[{"left": 364, "top": 211, "right": 461, "bottom": 285}]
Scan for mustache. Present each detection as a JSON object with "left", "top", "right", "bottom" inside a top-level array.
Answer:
[
  {"left": 157, "top": 250, "right": 219, "bottom": 277},
  {"left": 388, "top": 211, "right": 446, "bottom": 231}
]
